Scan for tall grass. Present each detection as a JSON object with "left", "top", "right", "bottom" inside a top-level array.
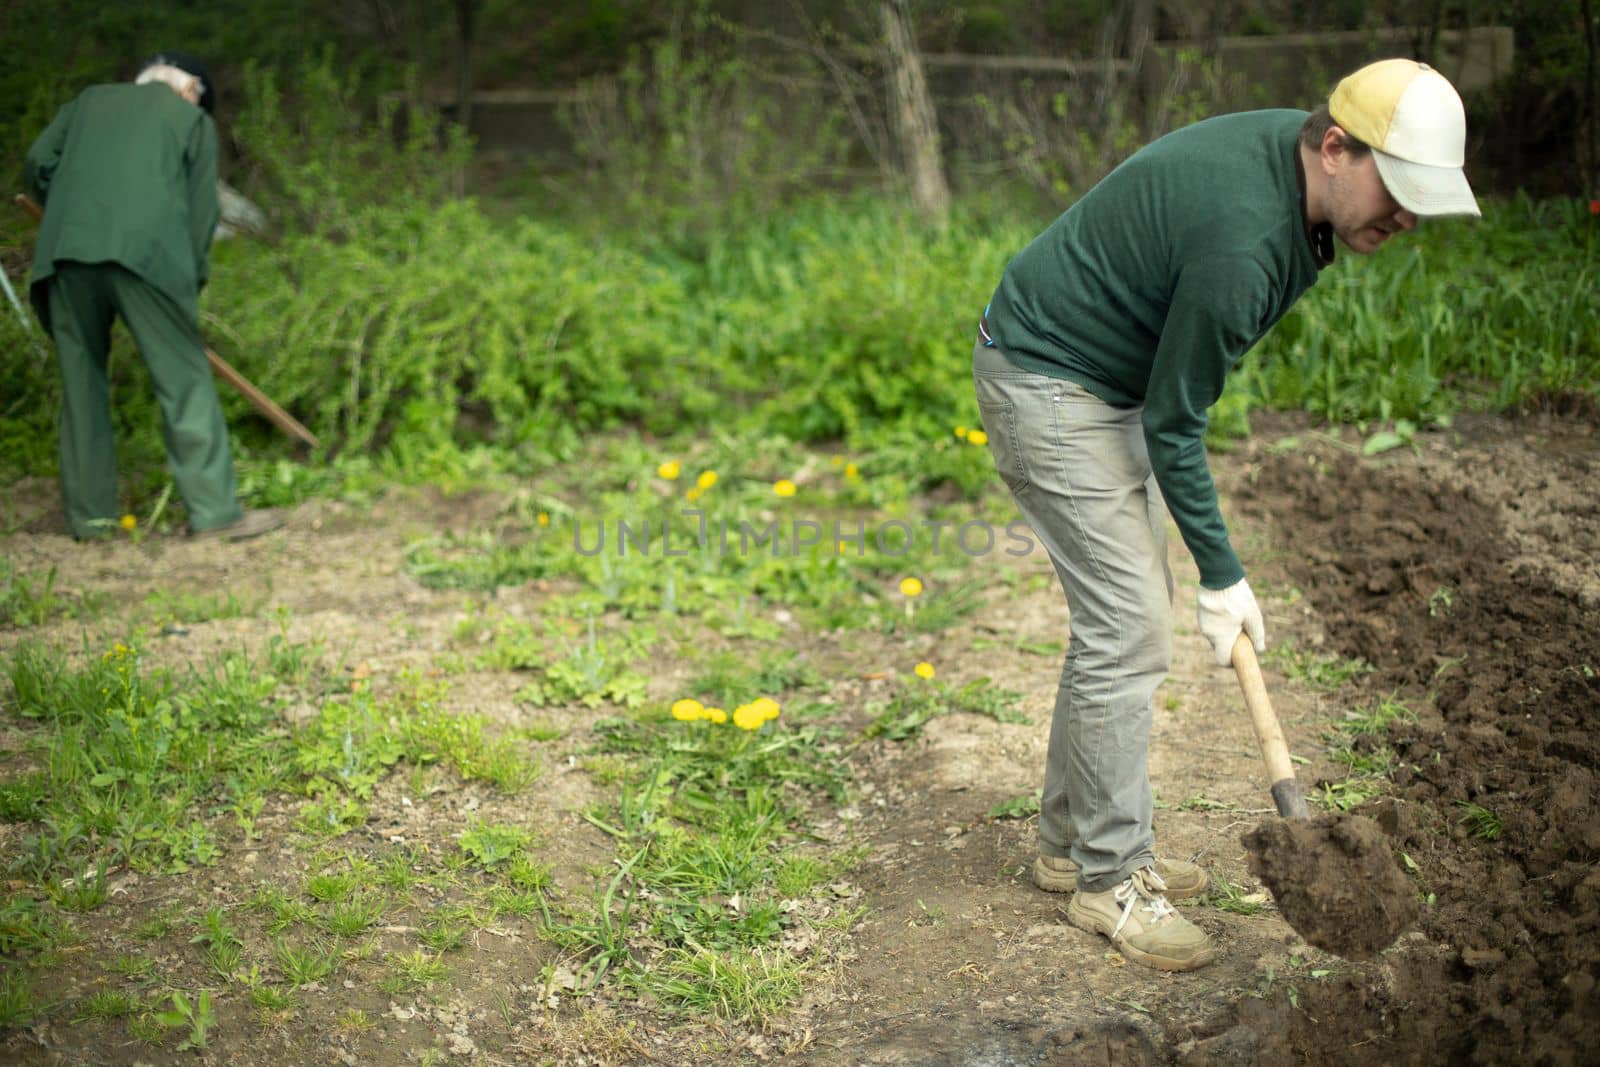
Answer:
[
  {"left": 203, "top": 193, "right": 1596, "bottom": 462},
  {"left": 1241, "top": 196, "right": 1598, "bottom": 424}
]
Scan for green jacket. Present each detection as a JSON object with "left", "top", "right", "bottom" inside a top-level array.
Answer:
[
  {"left": 985, "top": 109, "right": 1323, "bottom": 590},
  {"left": 23, "top": 82, "right": 219, "bottom": 332}
]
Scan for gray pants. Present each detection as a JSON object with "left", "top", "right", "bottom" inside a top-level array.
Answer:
[{"left": 972, "top": 340, "right": 1173, "bottom": 892}]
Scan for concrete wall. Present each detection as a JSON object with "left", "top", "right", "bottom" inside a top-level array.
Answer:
[
  {"left": 1144, "top": 25, "right": 1516, "bottom": 111},
  {"left": 452, "top": 25, "right": 1514, "bottom": 164}
]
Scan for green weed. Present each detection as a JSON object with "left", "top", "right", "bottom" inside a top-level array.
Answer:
[
  {"left": 249, "top": 884, "right": 315, "bottom": 932},
  {"left": 0, "top": 896, "right": 68, "bottom": 954},
  {"left": 383, "top": 949, "right": 449, "bottom": 992},
  {"left": 459, "top": 821, "right": 533, "bottom": 870},
  {"left": 154, "top": 990, "right": 214, "bottom": 1051},
  {"left": 866, "top": 674, "right": 1028, "bottom": 742},
  {"left": 1266, "top": 638, "right": 1371, "bottom": 691},
  {"left": 539, "top": 847, "right": 646, "bottom": 989},
  {"left": 0, "top": 771, "right": 47, "bottom": 822},
  {"left": 272, "top": 936, "right": 340, "bottom": 985},
  {"left": 113, "top": 955, "right": 157, "bottom": 982},
  {"left": 985, "top": 792, "right": 1042, "bottom": 821},
  {"left": 645, "top": 945, "right": 806, "bottom": 1022},
  {"left": 191, "top": 905, "right": 244, "bottom": 977},
  {"left": 143, "top": 587, "right": 254, "bottom": 625},
  {"left": 0, "top": 969, "right": 38, "bottom": 1028},
  {"left": 0, "top": 561, "right": 61, "bottom": 627},
  {"left": 418, "top": 914, "right": 467, "bottom": 953},
  {"left": 1456, "top": 800, "right": 1503, "bottom": 841},
  {"left": 322, "top": 894, "right": 386, "bottom": 938},
  {"left": 72, "top": 988, "right": 138, "bottom": 1021},
  {"left": 1204, "top": 874, "right": 1266, "bottom": 916},
  {"left": 507, "top": 853, "right": 553, "bottom": 892},
  {"left": 49, "top": 859, "right": 109, "bottom": 912}
]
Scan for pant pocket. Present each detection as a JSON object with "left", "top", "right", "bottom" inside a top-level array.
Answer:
[{"left": 974, "top": 389, "right": 1030, "bottom": 495}]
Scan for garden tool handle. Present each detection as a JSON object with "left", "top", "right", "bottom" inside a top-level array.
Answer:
[{"left": 1231, "top": 633, "right": 1310, "bottom": 820}]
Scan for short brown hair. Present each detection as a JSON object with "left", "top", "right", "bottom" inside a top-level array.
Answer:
[{"left": 1299, "top": 104, "right": 1372, "bottom": 155}]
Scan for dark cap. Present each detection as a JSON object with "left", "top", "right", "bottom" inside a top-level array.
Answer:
[{"left": 140, "top": 51, "right": 214, "bottom": 113}]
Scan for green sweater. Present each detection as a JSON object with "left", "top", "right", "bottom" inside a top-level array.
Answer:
[
  {"left": 986, "top": 109, "right": 1321, "bottom": 590},
  {"left": 23, "top": 82, "right": 219, "bottom": 333}
]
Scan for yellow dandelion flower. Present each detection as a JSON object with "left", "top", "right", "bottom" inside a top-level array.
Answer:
[
  {"left": 658, "top": 460, "right": 682, "bottom": 480},
  {"left": 119, "top": 514, "right": 137, "bottom": 531},
  {"left": 773, "top": 479, "right": 797, "bottom": 498},
  {"left": 704, "top": 706, "right": 728, "bottom": 724},
  {"left": 844, "top": 462, "right": 859, "bottom": 479},
  {"left": 751, "top": 696, "right": 780, "bottom": 722},
  {"left": 830, "top": 455, "right": 844, "bottom": 467},
  {"left": 671, "top": 698, "right": 705, "bottom": 721},
  {"left": 968, "top": 429, "right": 989, "bottom": 447},
  {"left": 732, "top": 703, "right": 765, "bottom": 731},
  {"left": 686, "top": 486, "right": 703, "bottom": 502},
  {"left": 954, "top": 426, "right": 969, "bottom": 440},
  {"left": 899, "top": 577, "right": 923, "bottom": 598},
  {"left": 914, "top": 661, "right": 936, "bottom": 680},
  {"left": 697, "top": 470, "right": 718, "bottom": 490},
  {"left": 536, "top": 512, "right": 550, "bottom": 527}
]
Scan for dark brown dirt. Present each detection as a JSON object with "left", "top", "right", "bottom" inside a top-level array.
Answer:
[
  {"left": 1242, "top": 813, "right": 1417, "bottom": 959},
  {"left": 1217, "top": 415, "right": 1600, "bottom": 1065}
]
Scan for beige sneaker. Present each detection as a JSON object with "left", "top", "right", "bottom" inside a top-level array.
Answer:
[
  {"left": 1066, "top": 866, "right": 1218, "bottom": 972},
  {"left": 1034, "top": 853, "right": 1210, "bottom": 899}
]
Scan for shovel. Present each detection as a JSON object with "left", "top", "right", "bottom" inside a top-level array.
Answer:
[
  {"left": 1229, "top": 633, "right": 1310, "bottom": 818},
  {"left": 1229, "top": 632, "right": 1418, "bottom": 959}
]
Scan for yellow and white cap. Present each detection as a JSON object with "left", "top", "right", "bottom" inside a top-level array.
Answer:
[{"left": 1329, "top": 58, "right": 1480, "bottom": 217}]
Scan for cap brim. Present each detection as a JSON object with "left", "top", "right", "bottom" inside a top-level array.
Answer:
[{"left": 1373, "top": 151, "right": 1481, "bottom": 217}]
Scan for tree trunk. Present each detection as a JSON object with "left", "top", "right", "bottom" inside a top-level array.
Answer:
[
  {"left": 881, "top": 0, "right": 949, "bottom": 224},
  {"left": 452, "top": 0, "right": 481, "bottom": 198}
]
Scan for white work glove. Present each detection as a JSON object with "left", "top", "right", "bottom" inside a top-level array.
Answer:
[{"left": 1196, "top": 577, "right": 1266, "bottom": 667}]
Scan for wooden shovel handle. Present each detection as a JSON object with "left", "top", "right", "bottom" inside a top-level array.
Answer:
[{"left": 1231, "top": 633, "right": 1310, "bottom": 819}]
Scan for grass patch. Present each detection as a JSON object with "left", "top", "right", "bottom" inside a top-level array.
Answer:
[
  {"left": 865, "top": 674, "right": 1028, "bottom": 743},
  {"left": 1456, "top": 800, "right": 1503, "bottom": 841},
  {"left": 1204, "top": 874, "right": 1267, "bottom": 916},
  {"left": 1315, "top": 692, "right": 1416, "bottom": 811},
  {"left": 1266, "top": 638, "right": 1372, "bottom": 691}
]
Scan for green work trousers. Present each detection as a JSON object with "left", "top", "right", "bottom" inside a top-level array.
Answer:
[{"left": 47, "top": 261, "right": 241, "bottom": 539}]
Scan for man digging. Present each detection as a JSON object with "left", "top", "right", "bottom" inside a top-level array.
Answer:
[
  {"left": 22, "top": 52, "right": 281, "bottom": 542},
  {"left": 973, "top": 59, "right": 1479, "bottom": 970}
]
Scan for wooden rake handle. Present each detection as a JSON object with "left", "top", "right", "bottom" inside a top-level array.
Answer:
[
  {"left": 1231, "top": 633, "right": 1311, "bottom": 820},
  {"left": 15, "top": 193, "right": 320, "bottom": 450}
]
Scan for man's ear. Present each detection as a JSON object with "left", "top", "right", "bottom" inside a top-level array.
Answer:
[{"left": 1319, "top": 125, "right": 1348, "bottom": 174}]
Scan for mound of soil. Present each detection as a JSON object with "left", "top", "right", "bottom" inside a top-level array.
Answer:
[
  {"left": 1242, "top": 813, "right": 1417, "bottom": 960},
  {"left": 1226, "top": 418, "right": 1600, "bottom": 1063}
]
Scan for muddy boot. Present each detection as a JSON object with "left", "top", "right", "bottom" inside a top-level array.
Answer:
[
  {"left": 189, "top": 509, "right": 284, "bottom": 542},
  {"left": 1035, "top": 854, "right": 1211, "bottom": 899},
  {"left": 1066, "top": 866, "right": 1217, "bottom": 972}
]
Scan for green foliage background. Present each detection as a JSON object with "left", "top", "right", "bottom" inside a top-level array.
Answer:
[{"left": 2, "top": 5, "right": 1596, "bottom": 508}]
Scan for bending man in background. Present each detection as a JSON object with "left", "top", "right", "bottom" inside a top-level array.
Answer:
[{"left": 23, "top": 52, "right": 281, "bottom": 542}]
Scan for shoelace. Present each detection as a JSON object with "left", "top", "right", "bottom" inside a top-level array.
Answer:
[{"left": 1111, "top": 867, "right": 1176, "bottom": 939}]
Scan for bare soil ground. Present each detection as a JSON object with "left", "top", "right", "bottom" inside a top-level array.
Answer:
[{"left": 2, "top": 411, "right": 1596, "bottom": 1065}]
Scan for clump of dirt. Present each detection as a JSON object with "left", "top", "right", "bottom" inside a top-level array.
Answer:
[{"left": 1242, "top": 812, "right": 1417, "bottom": 959}]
